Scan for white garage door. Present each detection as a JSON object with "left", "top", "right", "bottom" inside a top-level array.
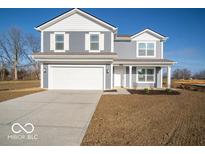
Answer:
[{"left": 49, "top": 66, "right": 104, "bottom": 90}]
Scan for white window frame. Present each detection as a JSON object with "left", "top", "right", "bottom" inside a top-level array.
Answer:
[
  {"left": 136, "top": 67, "right": 156, "bottom": 83},
  {"left": 89, "top": 32, "right": 100, "bottom": 52},
  {"left": 136, "top": 41, "right": 156, "bottom": 58},
  {"left": 55, "top": 32, "right": 65, "bottom": 52}
]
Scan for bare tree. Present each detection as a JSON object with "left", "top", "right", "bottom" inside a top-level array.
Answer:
[
  {"left": 193, "top": 70, "right": 205, "bottom": 79},
  {"left": 173, "top": 68, "right": 192, "bottom": 80},
  {"left": 0, "top": 27, "right": 26, "bottom": 80},
  {"left": 25, "top": 34, "right": 40, "bottom": 79}
]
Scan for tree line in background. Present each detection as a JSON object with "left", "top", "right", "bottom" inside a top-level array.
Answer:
[
  {"left": 0, "top": 27, "right": 40, "bottom": 80},
  {"left": 172, "top": 68, "right": 205, "bottom": 80}
]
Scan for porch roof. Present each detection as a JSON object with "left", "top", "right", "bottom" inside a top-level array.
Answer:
[{"left": 113, "top": 59, "right": 176, "bottom": 66}]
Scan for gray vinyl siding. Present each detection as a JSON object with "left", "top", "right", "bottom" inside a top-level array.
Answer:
[
  {"left": 43, "top": 64, "right": 48, "bottom": 88},
  {"left": 156, "top": 41, "right": 162, "bottom": 59},
  {"left": 43, "top": 31, "right": 111, "bottom": 52},
  {"left": 69, "top": 32, "right": 85, "bottom": 52},
  {"left": 105, "top": 64, "right": 111, "bottom": 89},
  {"left": 114, "top": 40, "right": 162, "bottom": 59},
  {"left": 114, "top": 41, "right": 136, "bottom": 59},
  {"left": 43, "top": 32, "right": 51, "bottom": 52}
]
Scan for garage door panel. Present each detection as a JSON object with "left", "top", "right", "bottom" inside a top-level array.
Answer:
[{"left": 49, "top": 66, "right": 104, "bottom": 90}]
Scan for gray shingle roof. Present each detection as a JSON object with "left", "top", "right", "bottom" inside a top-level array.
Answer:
[
  {"left": 32, "top": 52, "right": 117, "bottom": 55},
  {"left": 115, "top": 59, "right": 175, "bottom": 63}
]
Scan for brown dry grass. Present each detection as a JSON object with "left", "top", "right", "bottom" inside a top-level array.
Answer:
[
  {"left": 174, "top": 79, "right": 205, "bottom": 84},
  {"left": 0, "top": 80, "right": 43, "bottom": 102},
  {"left": 172, "top": 80, "right": 205, "bottom": 88},
  {"left": 0, "top": 80, "right": 40, "bottom": 90},
  {"left": 81, "top": 90, "right": 205, "bottom": 146}
]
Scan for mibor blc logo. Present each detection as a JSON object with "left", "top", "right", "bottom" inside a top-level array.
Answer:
[
  {"left": 11, "top": 123, "right": 34, "bottom": 134},
  {"left": 8, "top": 123, "right": 38, "bottom": 140}
]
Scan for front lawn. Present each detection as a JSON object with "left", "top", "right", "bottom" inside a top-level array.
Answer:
[
  {"left": 81, "top": 90, "right": 205, "bottom": 145},
  {"left": 0, "top": 80, "right": 44, "bottom": 102}
]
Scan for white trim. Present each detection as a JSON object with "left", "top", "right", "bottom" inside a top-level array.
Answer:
[
  {"left": 40, "top": 63, "right": 43, "bottom": 88},
  {"left": 36, "top": 8, "right": 117, "bottom": 32},
  {"left": 129, "top": 65, "right": 132, "bottom": 88},
  {"left": 50, "top": 33, "right": 55, "bottom": 51},
  {"left": 111, "top": 63, "right": 113, "bottom": 89},
  {"left": 161, "top": 41, "right": 164, "bottom": 59},
  {"left": 123, "top": 66, "right": 126, "bottom": 87},
  {"left": 54, "top": 32, "right": 66, "bottom": 52},
  {"left": 64, "top": 33, "right": 70, "bottom": 51},
  {"left": 167, "top": 66, "right": 171, "bottom": 88},
  {"left": 131, "top": 28, "right": 167, "bottom": 41},
  {"left": 160, "top": 67, "right": 163, "bottom": 88},
  {"left": 136, "top": 41, "right": 156, "bottom": 58},
  {"left": 120, "top": 65, "right": 124, "bottom": 87},
  {"left": 114, "top": 61, "right": 176, "bottom": 65},
  {"left": 41, "top": 32, "right": 43, "bottom": 52},
  {"left": 111, "top": 32, "right": 114, "bottom": 52},
  {"left": 48, "top": 64, "right": 106, "bottom": 90},
  {"left": 136, "top": 67, "right": 156, "bottom": 83},
  {"left": 99, "top": 33, "right": 104, "bottom": 51}
]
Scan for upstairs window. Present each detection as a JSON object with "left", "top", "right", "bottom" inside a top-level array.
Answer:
[
  {"left": 90, "top": 34, "right": 99, "bottom": 51},
  {"left": 55, "top": 34, "right": 64, "bottom": 50},
  {"left": 137, "top": 42, "right": 155, "bottom": 57},
  {"left": 137, "top": 68, "right": 155, "bottom": 82}
]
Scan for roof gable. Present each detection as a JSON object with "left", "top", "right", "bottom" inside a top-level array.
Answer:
[
  {"left": 131, "top": 29, "right": 168, "bottom": 41},
  {"left": 35, "top": 8, "right": 117, "bottom": 32}
]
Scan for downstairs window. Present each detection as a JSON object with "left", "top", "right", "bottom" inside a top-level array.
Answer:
[{"left": 137, "top": 68, "right": 155, "bottom": 82}]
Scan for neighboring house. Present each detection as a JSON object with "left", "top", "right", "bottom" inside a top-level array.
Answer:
[{"left": 32, "top": 8, "right": 176, "bottom": 90}]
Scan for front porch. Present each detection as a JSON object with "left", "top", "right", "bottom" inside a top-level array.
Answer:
[{"left": 111, "top": 65, "right": 172, "bottom": 89}]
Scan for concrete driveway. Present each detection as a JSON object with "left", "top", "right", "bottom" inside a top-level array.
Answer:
[{"left": 0, "top": 90, "right": 102, "bottom": 145}]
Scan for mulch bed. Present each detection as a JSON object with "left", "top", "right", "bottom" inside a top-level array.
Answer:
[
  {"left": 127, "top": 89, "right": 180, "bottom": 95},
  {"left": 104, "top": 89, "right": 117, "bottom": 92}
]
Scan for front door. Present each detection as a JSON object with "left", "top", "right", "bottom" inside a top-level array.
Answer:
[{"left": 114, "top": 66, "right": 122, "bottom": 87}]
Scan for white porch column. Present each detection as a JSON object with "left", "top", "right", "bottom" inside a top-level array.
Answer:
[
  {"left": 40, "top": 63, "right": 43, "bottom": 88},
  {"left": 167, "top": 66, "right": 171, "bottom": 88},
  {"left": 120, "top": 65, "right": 124, "bottom": 88},
  {"left": 129, "top": 66, "right": 132, "bottom": 88},
  {"left": 110, "top": 64, "right": 113, "bottom": 89},
  {"left": 160, "top": 67, "right": 163, "bottom": 88}
]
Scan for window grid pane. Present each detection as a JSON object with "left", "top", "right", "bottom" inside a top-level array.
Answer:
[
  {"left": 147, "top": 69, "right": 154, "bottom": 75},
  {"left": 139, "top": 43, "right": 146, "bottom": 49},
  {"left": 138, "top": 68, "right": 154, "bottom": 82},
  {"left": 138, "top": 43, "right": 154, "bottom": 56},
  {"left": 138, "top": 74, "right": 146, "bottom": 81},
  {"left": 90, "top": 34, "right": 99, "bottom": 42},
  {"left": 139, "top": 49, "right": 146, "bottom": 56},
  {"left": 55, "top": 34, "right": 64, "bottom": 50},
  {"left": 147, "top": 49, "right": 154, "bottom": 56},
  {"left": 147, "top": 43, "right": 154, "bottom": 49},
  {"left": 56, "top": 34, "right": 64, "bottom": 42},
  {"left": 90, "top": 34, "right": 99, "bottom": 50},
  {"left": 90, "top": 43, "right": 99, "bottom": 50},
  {"left": 146, "top": 75, "right": 154, "bottom": 82},
  {"left": 138, "top": 69, "right": 145, "bottom": 75},
  {"left": 56, "top": 43, "right": 64, "bottom": 50}
]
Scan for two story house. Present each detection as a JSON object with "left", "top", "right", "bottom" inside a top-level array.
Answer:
[{"left": 32, "top": 8, "right": 176, "bottom": 90}]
